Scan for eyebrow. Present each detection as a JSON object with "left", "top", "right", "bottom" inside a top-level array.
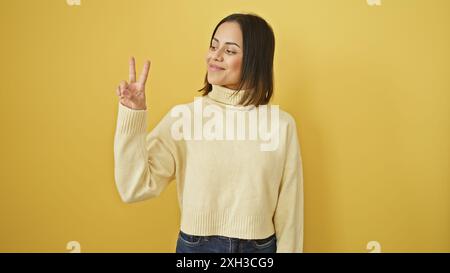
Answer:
[{"left": 212, "top": 37, "right": 241, "bottom": 48}]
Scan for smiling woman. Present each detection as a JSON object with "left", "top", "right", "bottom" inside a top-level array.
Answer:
[
  {"left": 199, "top": 13, "right": 276, "bottom": 106},
  {"left": 114, "top": 13, "right": 304, "bottom": 253}
]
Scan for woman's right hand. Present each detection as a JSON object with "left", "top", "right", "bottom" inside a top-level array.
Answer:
[{"left": 116, "top": 56, "right": 151, "bottom": 110}]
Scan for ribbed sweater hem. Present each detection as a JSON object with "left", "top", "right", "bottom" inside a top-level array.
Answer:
[{"left": 180, "top": 208, "right": 275, "bottom": 240}]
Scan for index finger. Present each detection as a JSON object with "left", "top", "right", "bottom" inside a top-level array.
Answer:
[
  {"left": 138, "top": 60, "right": 151, "bottom": 86},
  {"left": 129, "top": 56, "right": 136, "bottom": 83}
]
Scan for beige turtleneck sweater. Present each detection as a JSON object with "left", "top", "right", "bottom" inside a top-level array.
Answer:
[{"left": 114, "top": 84, "right": 304, "bottom": 253}]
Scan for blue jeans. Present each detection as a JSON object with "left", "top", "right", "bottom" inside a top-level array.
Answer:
[{"left": 175, "top": 230, "right": 277, "bottom": 253}]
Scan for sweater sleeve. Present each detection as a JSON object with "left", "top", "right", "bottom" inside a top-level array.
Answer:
[
  {"left": 113, "top": 102, "right": 176, "bottom": 203},
  {"left": 274, "top": 115, "right": 304, "bottom": 253}
]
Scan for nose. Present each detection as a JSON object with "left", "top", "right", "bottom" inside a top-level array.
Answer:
[{"left": 212, "top": 48, "right": 224, "bottom": 61}]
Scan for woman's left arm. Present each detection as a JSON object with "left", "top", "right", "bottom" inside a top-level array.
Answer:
[{"left": 273, "top": 115, "right": 304, "bottom": 253}]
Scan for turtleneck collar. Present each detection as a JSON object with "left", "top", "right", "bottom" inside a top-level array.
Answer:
[{"left": 207, "top": 84, "right": 248, "bottom": 106}]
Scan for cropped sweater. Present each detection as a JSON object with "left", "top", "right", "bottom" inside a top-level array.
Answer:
[{"left": 114, "top": 84, "right": 304, "bottom": 252}]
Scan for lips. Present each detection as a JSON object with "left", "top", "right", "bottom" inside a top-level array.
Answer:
[{"left": 208, "top": 64, "right": 225, "bottom": 70}]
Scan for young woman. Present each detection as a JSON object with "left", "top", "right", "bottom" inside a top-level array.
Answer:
[{"left": 114, "top": 13, "right": 304, "bottom": 253}]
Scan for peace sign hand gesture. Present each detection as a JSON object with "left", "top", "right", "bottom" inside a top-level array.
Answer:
[{"left": 116, "top": 57, "right": 151, "bottom": 110}]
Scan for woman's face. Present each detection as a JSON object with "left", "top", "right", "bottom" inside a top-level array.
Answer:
[{"left": 205, "top": 21, "right": 243, "bottom": 90}]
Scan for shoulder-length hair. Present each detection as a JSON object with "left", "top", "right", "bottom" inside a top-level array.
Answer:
[{"left": 198, "top": 13, "right": 275, "bottom": 106}]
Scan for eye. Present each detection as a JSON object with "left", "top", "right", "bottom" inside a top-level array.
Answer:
[
  {"left": 226, "top": 49, "right": 236, "bottom": 54},
  {"left": 210, "top": 45, "right": 216, "bottom": 50}
]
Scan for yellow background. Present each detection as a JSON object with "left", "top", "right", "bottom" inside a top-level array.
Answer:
[{"left": 0, "top": 0, "right": 448, "bottom": 252}]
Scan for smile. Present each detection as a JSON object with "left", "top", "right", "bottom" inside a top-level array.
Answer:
[{"left": 208, "top": 65, "right": 225, "bottom": 71}]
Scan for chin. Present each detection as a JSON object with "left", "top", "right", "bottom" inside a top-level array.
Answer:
[{"left": 207, "top": 77, "right": 225, "bottom": 86}]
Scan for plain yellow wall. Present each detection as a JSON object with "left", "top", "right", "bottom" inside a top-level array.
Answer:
[{"left": 0, "top": 0, "right": 448, "bottom": 253}]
